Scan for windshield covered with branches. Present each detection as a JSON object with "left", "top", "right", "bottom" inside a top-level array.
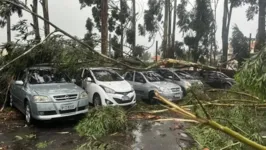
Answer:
[
  {"left": 142, "top": 72, "right": 165, "bottom": 82},
  {"left": 28, "top": 69, "right": 71, "bottom": 84},
  {"left": 175, "top": 71, "right": 194, "bottom": 79},
  {"left": 92, "top": 69, "right": 123, "bottom": 81}
]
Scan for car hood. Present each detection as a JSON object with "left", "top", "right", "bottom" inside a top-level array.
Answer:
[
  {"left": 30, "top": 83, "right": 83, "bottom": 95},
  {"left": 150, "top": 81, "right": 180, "bottom": 89},
  {"left": 99, "top": 80, "right": 132, "bottom": 92}
]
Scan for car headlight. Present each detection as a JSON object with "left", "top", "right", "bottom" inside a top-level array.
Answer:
[
  {"left": 101, "top": 86, "right": 116, "bottom": 94},
  {"left": 184, "top": 81, "right": 192, "bottom": 89},
  {"left": 79, "top": 91, "right": 88, "bottom": 99},
  {"left": 157, "top": 87, "right": 171, "bottom": 93},
  {"left": 33, "top": 96, "right": 51, "bottom": 102}
]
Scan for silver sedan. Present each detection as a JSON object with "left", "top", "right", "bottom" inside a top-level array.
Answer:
[
  {"left": 9, "top": 65, "right": 89, "bottom": 124},
  {"left": 123, "top": 71, "right": 183, "bottom": 104}
]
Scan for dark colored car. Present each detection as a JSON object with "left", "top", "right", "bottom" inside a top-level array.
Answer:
[{"left": 187, "top": 70, "right": 236, "bottom": 89}]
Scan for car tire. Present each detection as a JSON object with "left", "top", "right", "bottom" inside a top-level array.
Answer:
[
  {"left": 181, "top": 87, "right": 187, "bottom": 96},
  {"left": 8, "top": 92, "right": 13, "bottom": 107},
  {"left": 25, "top": 101, "right": 34, "bottom": 125},
  {"left": 224, "top": 83, "right": 231, "bottom": 89},
  {"left": 93, "top": 94, "right": 102, "bottom": 107},
  {"left": 148, "top": 91, "right": 157, "bottom": 104}
]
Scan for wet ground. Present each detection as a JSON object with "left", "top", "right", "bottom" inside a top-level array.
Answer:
[{"left": 0, "top": 104, "right": 195, "bottom": 150}]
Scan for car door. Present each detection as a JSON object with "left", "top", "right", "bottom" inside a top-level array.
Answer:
[
  {"left": 82, "top": 69, "right": 96, "bottom": 103},
  {"left": 133, "top": 72, "right": 146, "bottom": 97},
  {"left": 124, "top": 72, "right": 134, "bottom": 85},
  {"left": 12, "top": 70, "right": 27, "bottom": 111}
]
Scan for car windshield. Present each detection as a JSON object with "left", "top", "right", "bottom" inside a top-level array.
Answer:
[
  {"left": 28, "top": 69, "right": 70, "bottom": 84},
  {"left": 218, "top": 72, "right": 229, "bottom": 78},
  {"left": 142, "top": 72, "right": 165, "bottom": 82},
  {"left": 92, "top": 69, "right": 123, "bottom": 81},
  {"left": 175, "top": 71, "right": 194, "bottom": 79}
]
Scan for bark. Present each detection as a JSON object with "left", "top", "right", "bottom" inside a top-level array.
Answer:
[
  {"left": 120, "top": 0, "right": 124, "bottom": 58},
  {"left": 171, "top": 0, "right": 177, "bottom": 58},
  {"left": 101, "top": 0, "right": 108, "bottom": 55},
  {"left": 41, "top": 0, "right": 50, "bottom": 36},
  {"left": 213, "top": 0, "right": 219, "bottom": 64},
  {"left": 31, "top": 0, "right": 41, "bottom": 42},
  {"left": 6, "top": 15, "right": 11, "bottom": 43},
  {"left": 168, "top": 5, "right": 172, "bottom": 58},
  {"left": 163, "top": 0, "right": 169, "bottom": 58},
  {"left": 255, "top": 0, "right": 266, "bottom": 51},
  {"left": 132, "top": 0, "right": 136, "bottom": 56},
  {"left": 222, "top": 0, "right": 233, "bottom": 68}
]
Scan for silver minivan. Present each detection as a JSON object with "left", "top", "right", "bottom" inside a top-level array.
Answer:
[{"left": 9, "top": 65, "right": 89, "bottom": 124}]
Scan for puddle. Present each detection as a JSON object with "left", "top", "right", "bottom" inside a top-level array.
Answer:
[{"left": 131, "top": 121, "right": 194, "bottom": 150}]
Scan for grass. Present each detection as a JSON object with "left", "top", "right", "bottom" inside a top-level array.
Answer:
[{"left": 75, "top": 106, "right": 128, "bottom": 138}]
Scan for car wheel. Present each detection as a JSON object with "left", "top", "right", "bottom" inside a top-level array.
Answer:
[
  {"left": 224, "top": 83, "right": 231, "bottom": 89},
  {"left": 181, "top": 87, "right": 187, "bottom": 96},
  {"left": 9, "top": 93, "right": 13, "bottom": 107},
  {"left": 25, "top": 101, "right": 33, "bottom": 125},
  {"left": 148, "top": 91, "right": 156, "bottom": 104},
  {"left": 93, "top": 94, "right": 102, "bottom": 107}
]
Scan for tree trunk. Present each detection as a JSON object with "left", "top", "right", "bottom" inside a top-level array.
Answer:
[
  {"left": 32, "top": 0, "right": 41, "bottom": 42},
  {"left": 132, "top": 0, "right": 136, "bottom": 56},
  {"left": 222, "top": 0, "right": 231, "bottom": 68},
  {"left": 120, "top": 0, "right": 124, "bottom": 57},
  {"left": 255, "top": 0, "right": 266, "bottom": 51},
  {"left": 101, "top": 0, "right": 108, "bottom": 55},
  {"left": 163, "top": 0, "right": 169, "bottom": 58},
  {"left": 171, "top": 0, "right": 177, "bottom": 58},
  {"left": 42, "top": 0, "right": 50, "bottom": 36},
  {"left": 168, "top": 4, "right": 172, "bottom": 58},
  {"left": 7, "top": 15, "right": 11, "bottom": 43}
]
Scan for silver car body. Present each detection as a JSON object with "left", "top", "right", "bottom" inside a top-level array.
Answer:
[
  {"left": 124, "top": 71, "right": 183, "bottom": 101},
  {"left": 10, "top": 66, "right": 89, "bottom": 121}
]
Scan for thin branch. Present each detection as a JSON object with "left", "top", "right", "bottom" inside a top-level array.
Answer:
[
  {"left": 207, "top": 89, "right": 261, "bottom": 101},
  {"left": 191, "top": 90, "right": 212, "bottom": 119}
]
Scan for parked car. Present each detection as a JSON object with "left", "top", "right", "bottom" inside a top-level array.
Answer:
[
  {"left": 9, "top": 65, "right": 89, "bottom": 124},
  {"left": 198, "top": 70, "right": 235, "bottom": 88},
  {"left": 173, "top": 70, "right": 203, "bottom": 86},
  {"left": 75, "top": 67, "right": 136, "bottom": 106},
  {"left": 153, "top": 68, "right": 194, "bottom": 95},
  {"left": 123, "top": 71, "right": 183, "bottom": 104}
]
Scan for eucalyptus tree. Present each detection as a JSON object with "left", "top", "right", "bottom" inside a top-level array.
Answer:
[{"left": 0, "top": 0, "right": 23, "bottom": 43}]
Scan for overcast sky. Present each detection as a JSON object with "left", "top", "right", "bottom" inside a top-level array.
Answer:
[{"left": 0, "top": 0, "right": 258, "bottom": 56}]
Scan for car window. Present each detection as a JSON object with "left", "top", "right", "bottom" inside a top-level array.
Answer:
[
  {"left": 175, "top": 71, "right": 193, "bottom": 79},
  {"left": 92, "top": 69, "right": 123, "bottom": 81},
  {"left": 159, "top": 69, "right": 177, "bottom": 79},
  {"left": 124, "top": 72, "right": 133, "bottom": 81},
  {"left": 17, "top": 71, "right": 27, "bottom": 82},
  {"left": 28, "top": 69, "right": 71, "bottom": 84},
  {"left": 134, "top": 72, "right": 145, "bottom": 83},
  {"left": 142, "top": 72, "right": 164, "bottom": 82}
]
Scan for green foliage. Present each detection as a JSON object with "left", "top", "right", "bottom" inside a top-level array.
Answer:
[
  {"left": 36, "top": 141, "right": 53, "bottom": 149},
  {"left": 235, "top": 47, "right": 266, "bottom": 99},
  {"left": 75, "top": 106, "right": 128, "bottom": 138},
  {"left": 231, "top": 25, "right": 250, "bottom": 66},
  {"left": 0, "top": 0, "right": 23, "bottom": 27}
]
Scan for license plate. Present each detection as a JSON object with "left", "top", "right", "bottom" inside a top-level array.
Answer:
[
  {"left": 174, "top": 94, "right": 180, "bottom": 98},
  {"left": 61, "top": 104, "right": 75, "bottom": 110},
  {"left": 122, "top": 96, "right": 130, "bottom": 101}
]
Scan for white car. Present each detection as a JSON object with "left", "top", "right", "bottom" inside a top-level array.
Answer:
[{"left": 75, "top": 67, "right": 136, "bottom": 106}]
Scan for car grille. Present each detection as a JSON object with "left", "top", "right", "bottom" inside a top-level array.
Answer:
[
  {"left": 115, "top": 90, "right": 133, "bottom": 95},
  {"left": 53, "top": 94, "right": 78, "bottom": 101},
  {"left": 114, "top": 97, "right": 134, "bottom": 104},
  {"left": 171, "top": 88, "right": 181, "bottom": 92}
]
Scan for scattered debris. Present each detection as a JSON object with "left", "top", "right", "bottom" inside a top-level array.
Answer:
[{"left": 14, "top": 135, "right": 23, "bottom": 141}]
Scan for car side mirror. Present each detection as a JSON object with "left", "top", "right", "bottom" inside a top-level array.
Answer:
[
  {"left": 71, "top": 79, "right": 76, "bottom": 83},
  {"left": 140, "top": 79, "right": 146, "bottom": 83},
  {"left": 85, "top": 77, "right": 92, "bottom": 82},
  {"left": 15, "top": 80, "right": 24, "bottom": 85}
]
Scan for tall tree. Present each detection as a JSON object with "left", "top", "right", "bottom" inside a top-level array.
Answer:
[
  {"left": 231, "top": 25, "right": 250, "bottom": 66},
  {"left": 171, "top": 0, "right": 177, "bottom": 58},
  {"left": 41, "top": 0, "right": 50, "bottom": 36},
  {"left": 132, "top": 0, "right": 136, "bottom": 56},
  {"left": 256, "top": 0, "right": 266, "bottom": 50},
  {"left": 31, "top": 0, "right": 40, "bottom": 42},
  {"left": 0, "top": 0, "right": 23, "bottom": 43},
  {"left": 101, "top": 0, "right": 108, "bottom": 55},
  {"left": 163, "top": 0, "right": 169, "bottom": 58},
  {"left": 221, "top": 0, "right": 243, "bottom": 67}
]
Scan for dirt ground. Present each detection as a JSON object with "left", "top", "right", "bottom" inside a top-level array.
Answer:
[{"left": 0, "top": 102, "right": 195, "bottom": 150}]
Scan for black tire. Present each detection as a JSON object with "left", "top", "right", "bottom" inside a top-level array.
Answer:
[
  {"left": 181, "top": 87, "right": 187, "bottom": 96},
  {"left": 148, "top": 91, "right": 157, "bottom": 104},
  {"left": 224, "top": 83, "right": 231, "bottom": 89},
  {"left": 25, "top": 101, "right": 34, "bottom": 125},
  {"left": 93, "top": 94, "right": 102, "bottom": 107}
]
